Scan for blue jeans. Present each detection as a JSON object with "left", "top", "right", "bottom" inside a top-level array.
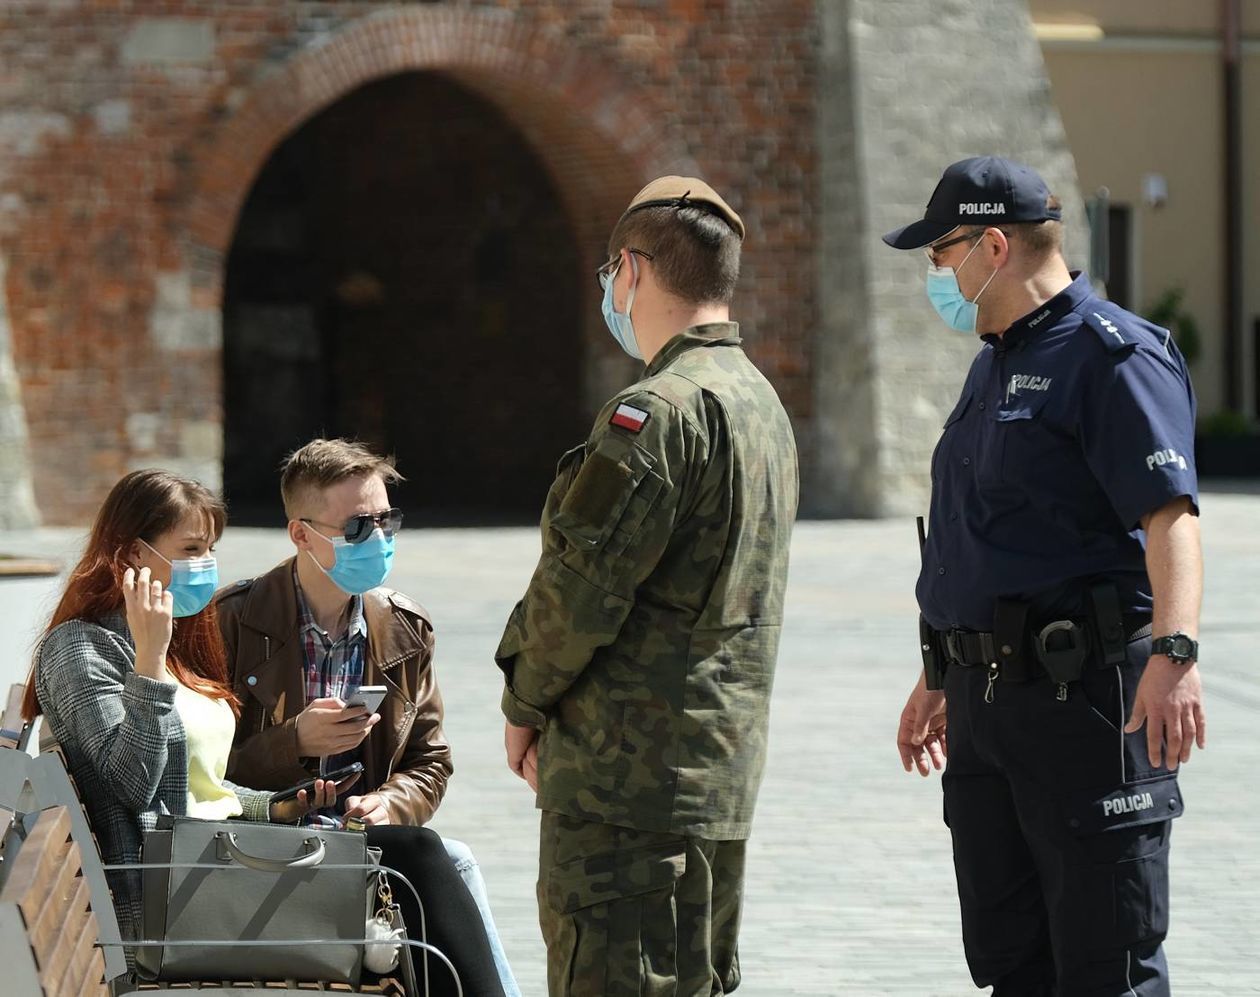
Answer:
[{"left": 443, "top": 837, "right": 521, "bottom": 997}]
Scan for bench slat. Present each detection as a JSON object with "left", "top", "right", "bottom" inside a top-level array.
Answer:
[
  {"left": 0, "top": 806, "right": 71, "bottom": 912},
  {"left": 72, "top": 947, "right": 107, "bottom": 997},
  {"left": 40, "top": 874, "right": 91, "bottom": 995},
  {"left": 51, "top": 880, "right": 99, "bottom": 997},
  {"left": 30, "top": 839, "right": 83, "bottom": 961}
]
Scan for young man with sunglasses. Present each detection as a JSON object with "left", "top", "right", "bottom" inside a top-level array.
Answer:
[
  {"left": 216, "top": 437, "right": 518, "bottom": 997},
  {"left": 886, "top": 157, "right": 1203, "bottom": 996},
  {"left": 496, "top": 177, "right": 798, "bottom": 996}
]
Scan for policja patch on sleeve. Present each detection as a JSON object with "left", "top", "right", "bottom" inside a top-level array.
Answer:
[{"left": 610, "top": 403, "right": 650, "bottom": 434}]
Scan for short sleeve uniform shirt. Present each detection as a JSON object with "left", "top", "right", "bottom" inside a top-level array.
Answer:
[{"left": 918, "top": 272, "right": 1199, "bottom": 632}]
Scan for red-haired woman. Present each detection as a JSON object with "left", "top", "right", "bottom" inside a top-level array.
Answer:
[{"left": 23, "top": 469, "right": 345, "bottom": 963}]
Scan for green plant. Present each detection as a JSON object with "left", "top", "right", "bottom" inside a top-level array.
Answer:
[{"left": 1144, "top": 287, "right": 1202, "bottom": 367}]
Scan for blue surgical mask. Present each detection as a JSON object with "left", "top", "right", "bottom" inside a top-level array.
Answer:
[
  {"left": 140, "top": 539, "right": 218, "bottom": 618},
  {"left": 600, "top": 253, "right": 643, "bottom": 360},
  {"left": 925, "top": 238, "right": 1000, "bottom": 335},
  {"left": 308, "top": 527, "right": 394, "bottom": 595}
]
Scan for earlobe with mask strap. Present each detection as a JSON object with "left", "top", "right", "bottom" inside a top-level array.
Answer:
[
  {"left": 601, "top": 252, "right": 643, "bottom": 360},
  {"left": 925, "top": 235, "right": 1001, "bottom": 335}
]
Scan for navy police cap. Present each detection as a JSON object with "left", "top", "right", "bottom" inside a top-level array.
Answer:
[{"left": 882, "top": 156, "right": 1061, "bottom": 250}]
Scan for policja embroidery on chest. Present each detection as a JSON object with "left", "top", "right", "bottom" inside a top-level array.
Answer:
[{"left": 1004, "top": 373, "right": 1054, "bottom": 404}]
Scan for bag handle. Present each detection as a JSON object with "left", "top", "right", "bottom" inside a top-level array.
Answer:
[{"left": 215, "top": 831, "right": 326, "bottom": 871}]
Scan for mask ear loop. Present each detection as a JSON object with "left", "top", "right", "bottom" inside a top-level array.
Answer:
[
  {"left": 971, "top": 262, "right": 1001, "bottom": 304},
  {"left": 300, "top": 523, "right": 340, "bottom": 578},
  {"left": 959, "top": 233, "right": 1001, "bottom": 306},
  {"left": 624, "top": 252, "right": 640, "bottom": 319},
  {"left": 138, "top": 537, "right": 173, "bottom": 567}
]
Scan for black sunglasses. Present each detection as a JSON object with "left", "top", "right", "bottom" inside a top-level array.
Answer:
[{"left": 301, "top": 508, "right": 403, "bottom": 545}]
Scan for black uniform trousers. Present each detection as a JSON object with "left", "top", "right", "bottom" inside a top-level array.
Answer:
[{"left": 942, "top": 633, "right": 1180, "bottom": 996}]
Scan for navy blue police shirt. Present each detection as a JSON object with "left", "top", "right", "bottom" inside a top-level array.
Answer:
[{"left": 918, "top": 272, "right": 1199, "bottom": 632}]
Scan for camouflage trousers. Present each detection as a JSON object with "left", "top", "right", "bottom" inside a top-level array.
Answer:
[{"left": 537, "top": 811, "right": 747, "bottom": 997}]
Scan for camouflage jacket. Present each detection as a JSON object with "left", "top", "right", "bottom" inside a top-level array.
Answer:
[{"left": 496, "top": 323, "right": 798, "bottom": 840}]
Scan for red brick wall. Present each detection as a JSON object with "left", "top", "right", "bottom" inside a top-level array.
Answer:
[{"left": 0, "top": 1, "right": 818, "bottom": 524}]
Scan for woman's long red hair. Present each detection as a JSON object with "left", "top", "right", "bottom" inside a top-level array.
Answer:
[{"left": 22, "top": 469, "right": 239, "bottom": 720}]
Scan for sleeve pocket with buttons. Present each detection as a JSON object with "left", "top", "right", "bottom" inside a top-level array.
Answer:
[{"left": 551, "top": 437, "right": 660, "bottom": 554}]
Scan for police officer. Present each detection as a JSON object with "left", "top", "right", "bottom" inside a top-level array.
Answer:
[
  {"left": 495, "top": 177, "right": 798, "bottom": 996},
  {"left": 886, "top": 157, "right": 1205, "bottom": 996}
]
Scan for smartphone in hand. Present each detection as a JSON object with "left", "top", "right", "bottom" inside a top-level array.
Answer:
[
  {"left": 270, "top": 761, "right": 364, "bottom": 803},
  {"left": 344, "top": 685, "right": 388, "bottom": 715}
]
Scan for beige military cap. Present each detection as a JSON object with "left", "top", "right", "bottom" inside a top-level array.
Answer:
[{"left": 617, "top": 176, "right": 745, "bottom": 241}]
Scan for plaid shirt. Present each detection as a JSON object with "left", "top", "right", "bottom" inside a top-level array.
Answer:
[
  {"left": 295, "top": 569, "right": 368, "bottom": 784},
  {"left": 295, "top": 569, "right": 368, "bottom": 705}
]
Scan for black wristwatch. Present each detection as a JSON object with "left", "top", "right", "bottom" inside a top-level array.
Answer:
[{"left": 1151, "top": 631, "right": 1199, "bottom": 664}]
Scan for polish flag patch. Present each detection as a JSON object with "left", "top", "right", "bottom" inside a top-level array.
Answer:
[{"left": 610, "top": 403, "right": 650, "bottom": 433}]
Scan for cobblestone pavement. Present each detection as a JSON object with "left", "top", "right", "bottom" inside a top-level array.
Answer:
[{"left": 1, "top": 486, "right": 1255, "bottom": 995}]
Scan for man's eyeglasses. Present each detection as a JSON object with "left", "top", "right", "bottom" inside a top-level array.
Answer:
[
  {"left": 301, "top": 508, "right": 403, "bottom": 545},
  {"left": 596, "top": 248, "right": 655, "bottom": 290},
  {"left": 924, "top": 230, "right": 986, "bottom": 266}
]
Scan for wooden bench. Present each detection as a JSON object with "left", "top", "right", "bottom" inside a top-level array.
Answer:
[
  {"left": 0, "top": 804, "right": 108, "bottom": 996},
  {"left": 0, "top": 799, "right": 381, "bottom": 992},
  {"left": 0, "top": 686, "right": 426, "bottom": 995}
]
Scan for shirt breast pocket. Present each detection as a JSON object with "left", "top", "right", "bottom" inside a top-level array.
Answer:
[{"left": 986, "top": 393, "right": 1064, "bottom": 486}]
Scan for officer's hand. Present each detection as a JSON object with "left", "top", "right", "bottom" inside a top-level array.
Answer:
[
  {"left": 897, "top": 673, "right": 948, "bottom": 777},
  {"left": 1125, "top": 657, "right": 1206, "bottom": 771},
  {"left": 504, "top": 722, "right": 539, "bottom": 785}
]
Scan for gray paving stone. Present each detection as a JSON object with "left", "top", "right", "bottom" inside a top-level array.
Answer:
[{"left": 0, "top": 487, "right": 1254, "bottom": 995}]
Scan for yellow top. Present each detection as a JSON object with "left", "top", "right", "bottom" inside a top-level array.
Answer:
[{"left": 173, "top": 683, "right": 243, "bottom": 820}]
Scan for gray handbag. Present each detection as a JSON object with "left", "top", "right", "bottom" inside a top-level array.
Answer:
[{"left": 136, "top": 816, "right": 373, "bottom": 984}]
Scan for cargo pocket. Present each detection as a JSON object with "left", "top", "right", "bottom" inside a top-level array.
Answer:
[
  {"left": 551, "top": 437, "right": 661, "bottom": 555},
  {"left": 1067, "top": 775, "right": 1182, "bottom": 955},
  {"left": 545, "top": 841, "right": 685, "bottom": 997}
]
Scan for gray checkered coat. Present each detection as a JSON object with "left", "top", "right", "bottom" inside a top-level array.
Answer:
[{"left": 34, "top": 612, "right": 272, "bottom": 950}]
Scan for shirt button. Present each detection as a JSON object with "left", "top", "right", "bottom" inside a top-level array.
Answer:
[
  {"left": 978, "top": 402, "right": 986, "bottom": 411},
  {"left": 246, "top": 675, "right": 258, "bottom": 687},
  {"left": 938, "top": 567, "right": 946, "bottom": 575},
  {"left": 950, "top": 512, "right": 959, "bottom": 522},
  {"left": 962, "top": 457, "right": 971, "bottom": 466}
]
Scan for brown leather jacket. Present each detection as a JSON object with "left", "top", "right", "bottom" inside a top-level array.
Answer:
[{"left": 215, "top": 559, "right": 452, "bottom": 825}]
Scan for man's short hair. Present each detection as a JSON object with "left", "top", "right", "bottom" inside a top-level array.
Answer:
[
  {"left": 280, "top": 438, "right": 403, "bottom": 518},
  {"left": 607, "top": 205, "right": 741, "bottom": 305},
  {"left": 968, "top": 195, "right": 1064, "bottom": 259}
]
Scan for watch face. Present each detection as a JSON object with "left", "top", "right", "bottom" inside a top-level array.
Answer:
[{"left": 1170, "top": 635, "right": 1195, "bottom": 658}]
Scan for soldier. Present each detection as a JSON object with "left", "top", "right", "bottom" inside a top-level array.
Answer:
[
  {"left": 887, "top": 157, "right": 1205, "bottom": 996},
  {"left": 495, "top": 177, "right": 798, "bottom": 996}
]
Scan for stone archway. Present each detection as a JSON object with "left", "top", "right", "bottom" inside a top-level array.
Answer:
[
  {"left": 220, "top": 71, "right": 593, "bottom": 522},
  {"left": 183, "top": 9, "right": 698, "bottom": 518}
]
